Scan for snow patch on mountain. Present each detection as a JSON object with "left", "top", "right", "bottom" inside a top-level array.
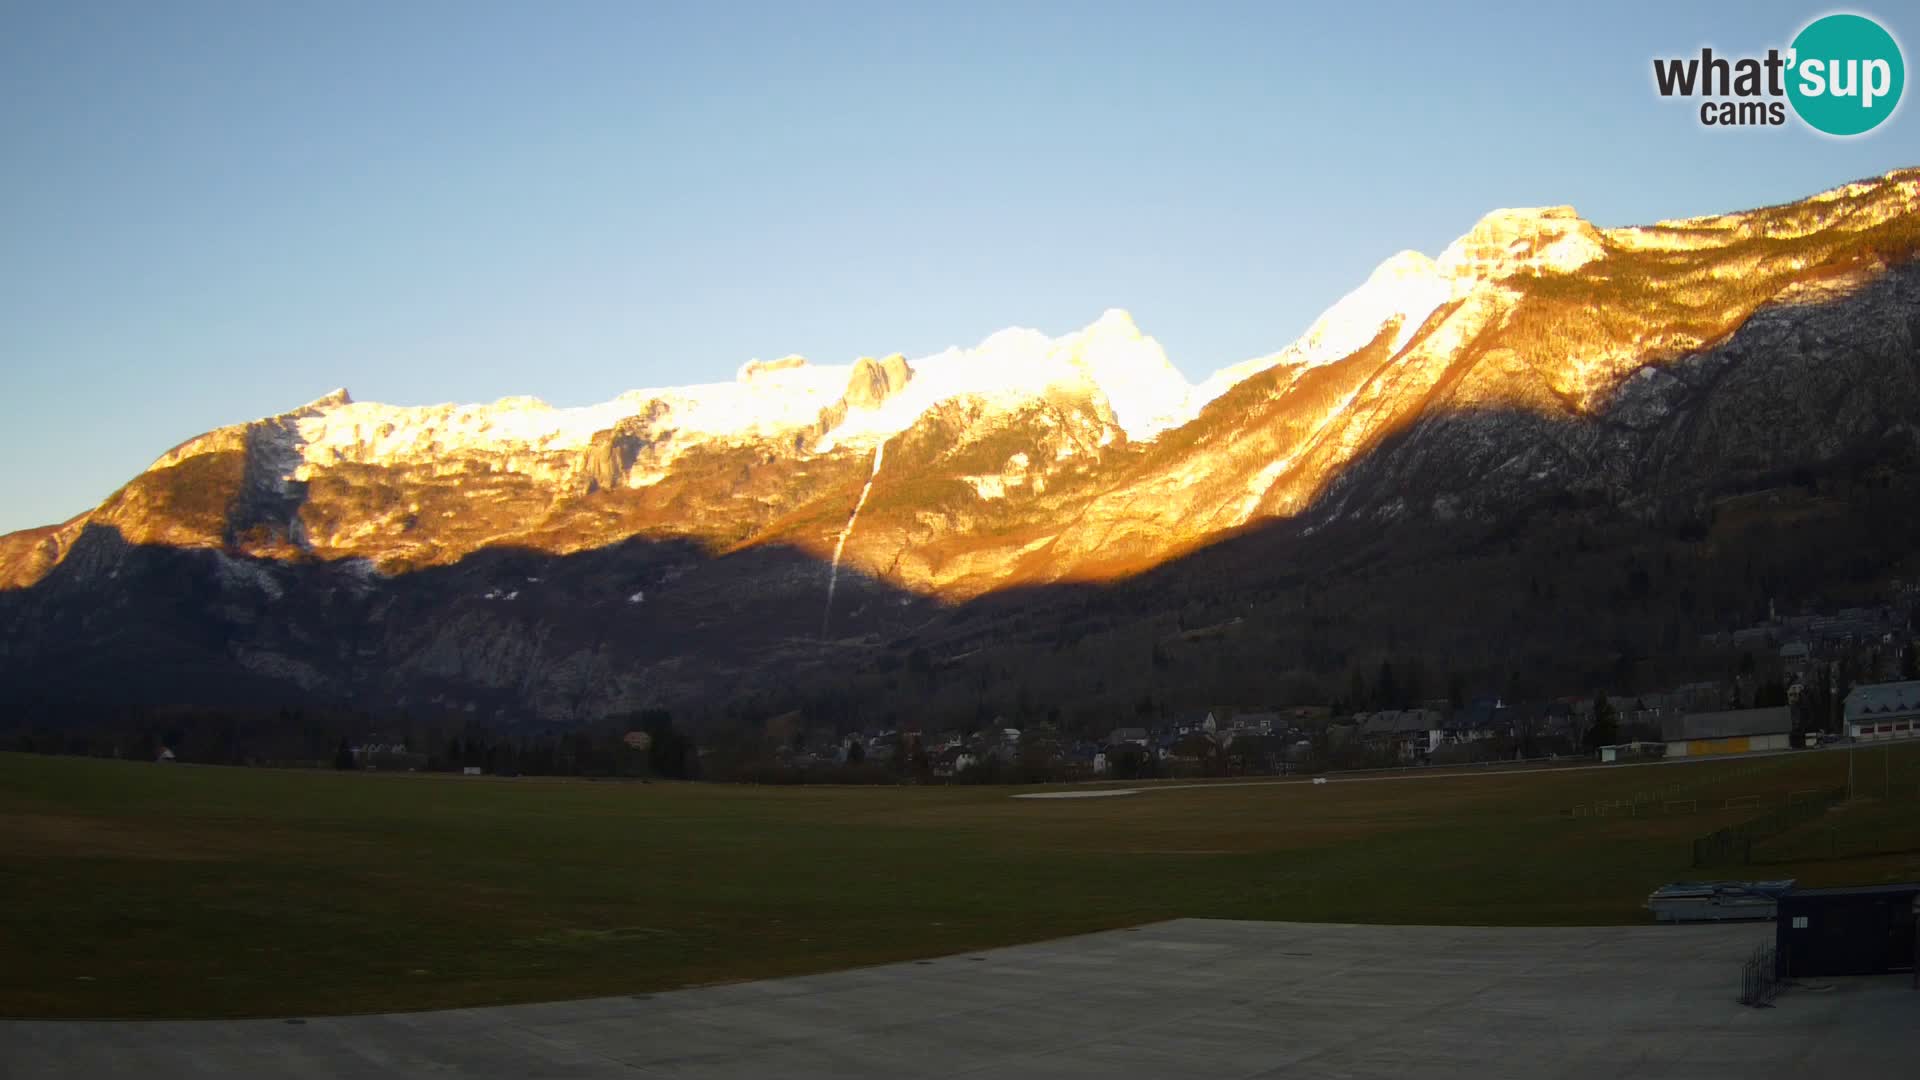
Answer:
[
  {"left": 820, "top": 308, "right": 1189, "bottom": 448},
  {"left": 260, "top": 309, "right": 1197, "bottom": 480},
  {"left": 1190, "top": 250, "right": 1453, "bottom": 412},
  {"left": 962, "top": 452, "right": 1038, "bottom": 501},
  {"left": 1436, "top": 206, "right": 1604, "bottom": 280},
  {"left": 293, "top": 364, "right": 850, "bottom": 472},
  {"left": 1186, "top": 208, "right": 1611, "bottom": 420}
]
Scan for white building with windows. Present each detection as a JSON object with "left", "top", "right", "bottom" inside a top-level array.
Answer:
[{"left": 1843, "top": 681, "right": 1920, "bottom": 742}]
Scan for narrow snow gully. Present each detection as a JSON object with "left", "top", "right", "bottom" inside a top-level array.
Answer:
[{"left": 823, "top": 439, "right": 886, "bottom": 636}]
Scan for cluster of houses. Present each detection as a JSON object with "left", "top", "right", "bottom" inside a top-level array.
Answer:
[
  {"left": 767, "top": 710, "right": 1322, "bottom": 778},
  {"left": 1594, "top": 678, "right": 1920, "bottom": 760},
  {"left": 1699, "top": 595, "right": 1920, "bottom": 696},
  {"left": 1092, "top": 702, "right": 1566, "bottom": 773},
  {"left": 757, "top": 667, "right": 1920, "bottom": 783},
  {"left": 1095, "top": 708, "right": 1314, "bottom": 774},
  {"left": 720, "top": 593, "right": 1920, "bottom": 781},
  {"left": 1702, "top": 601, "right": 1905, "bottom": 659},
  {"left": 1101, "top": 677, "right": 1920, "bottom": 773},
  {"left": 765, "top": 721, "right": 1019, "bottom": 777},
  {"left": 1342, "top": 693, "right": 1806, "bottom": 765}
]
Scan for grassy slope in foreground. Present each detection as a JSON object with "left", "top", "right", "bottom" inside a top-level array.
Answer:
[{"left": 2, "top": 747, "right": 1917, "bottom": 1018}]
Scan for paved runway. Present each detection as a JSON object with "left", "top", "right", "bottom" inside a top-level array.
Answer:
[{"left": 5, "top": 920, "right": 1912, "bottom": 1078}]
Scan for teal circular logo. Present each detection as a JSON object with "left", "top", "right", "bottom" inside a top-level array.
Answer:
[{"left": 1787, "top": 14, "right": 1905, "bottom": 136}]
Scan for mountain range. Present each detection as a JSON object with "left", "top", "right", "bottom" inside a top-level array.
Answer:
[{"left": 4, "top": 169, "right": 1919, "bottom": 728}]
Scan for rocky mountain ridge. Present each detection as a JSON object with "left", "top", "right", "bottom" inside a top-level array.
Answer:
[{"left": 3, "top": 169, "right": 1919, "bottom": 722}]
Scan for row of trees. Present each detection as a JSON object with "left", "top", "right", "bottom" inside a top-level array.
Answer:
[{"left": 7, "top": 704, "right": 701, "bottom": 780}]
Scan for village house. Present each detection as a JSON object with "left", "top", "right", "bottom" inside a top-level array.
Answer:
[
  {"left": 1443, "top": 699, "right": 1509, "bottom": 744},
  {"left": 1843, "top": 680, "right": 1920, "bottom": 742},
  {"left": 865, "top": 733, "right": 899, "bottom": 764},
  {"left": 1170, "top": 711, "right": 1217, "bottom": 736},
  {"left": 1779, "top": 640, "right": 1812, "bottom": 673},
  {"left": 1227, "top": 711, "right": 1282, "bottom": 738},
  {"left": 1359, "top": 709, "right": 1445, "bottom": 760},
  {"left": 1628, "top": 693, "right": 1682, "bottom": 727},
  {"left": 1167, "top": 732, "right": 1218, "bottom": 766},
  {"left": 1225, "top": 732, "right": 1288, "bottom": 774}
]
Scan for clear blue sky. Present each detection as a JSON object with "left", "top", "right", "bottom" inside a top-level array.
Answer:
[{"left": 2, "top": 1, "right": 1913, "bottom": 533}]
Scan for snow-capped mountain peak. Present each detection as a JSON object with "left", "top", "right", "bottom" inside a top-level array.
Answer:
[
  {"left": 1436, "top": 205, "right": 1605, "bottom": 280},
  {"left": 1041, "top": 308, "right": 1191, "bottom": 439},
  {"left": 304, "top": 388, "right": 353, "bottom": 410},
  {"left": 1187, "top": 248, "right": 1454, "bottom": 412},
  {"left": 144, "top": 199, "right": 1635, "bottom": 481},
  {"left": 817, "top": 309, "right": 1189, "bottom": 448}
]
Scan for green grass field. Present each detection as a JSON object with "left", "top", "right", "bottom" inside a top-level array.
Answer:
[{"left": 4, "top": 747, "right": 1918, "bottom": 1018}]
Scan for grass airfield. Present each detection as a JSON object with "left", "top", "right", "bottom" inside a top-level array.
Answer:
[{"left": 3, "top": 746, "right": 1916, "bottom": 1018}]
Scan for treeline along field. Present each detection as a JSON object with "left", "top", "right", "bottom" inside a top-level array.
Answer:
[{"left": 2, "top": 746, "right": 1916, "bottom": 1018}]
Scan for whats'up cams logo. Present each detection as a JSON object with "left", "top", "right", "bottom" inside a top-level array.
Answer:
[{"left": 1653, "top": 12, "right": 1905, "bottom": 135}]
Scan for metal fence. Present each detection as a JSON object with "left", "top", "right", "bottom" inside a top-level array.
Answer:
[
  {"left": 1739, "top": 943, "right": 1780, "bottom": 1007},
  {"left": 1689, "top": 787, "right": 1848, "bottom": 867},
  {"left": 1748, "top": 780, "right": 1920, "bottom": 864}
]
